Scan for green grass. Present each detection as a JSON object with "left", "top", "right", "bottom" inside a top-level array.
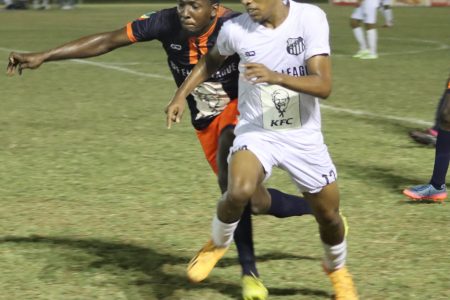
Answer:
[{"left": 1, "top": 3, "right": 450, "bottom": 300}]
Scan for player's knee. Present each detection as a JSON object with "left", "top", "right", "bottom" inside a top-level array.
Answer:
[
  {"left": 227, "top": 179, "right": 256, "bottom": 208},
  {"left": 314, "top": 207, "right": 340, "bottom": 227},
  {"left": 365, "top": 23, "right": 376, "bottom": 30},
  {"left": 350, "top": 19, "right": 359, "bottom": 28}
]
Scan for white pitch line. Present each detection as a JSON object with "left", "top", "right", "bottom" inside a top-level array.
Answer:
[
  {"left": 2, "top": 46, "right": 434, "bottom": 127},
  {"left": 320, "top": 104, "right": 433, "bottom": 126},
  {"left": 332, "top": 37, "right": 449, "bottom": 58},
  {"left": 1, "top": 47, "right": 173, "bottom": 80},
  {"left": 71, "top": 59, "right": 172, "bottom": 80}
]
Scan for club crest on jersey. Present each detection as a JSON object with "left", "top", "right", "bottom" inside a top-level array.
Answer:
[{"left": 286, "top": 37, "right": 305, "bottom": 56}]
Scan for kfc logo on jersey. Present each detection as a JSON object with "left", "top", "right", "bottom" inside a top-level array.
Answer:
[
  {"left": 261, "top": 85, "right": 301, "bottom": 131},
  {"left": 272, "top": 89, "right": 290, "bottom": 118},
  {"left": 286, "top": 37, "right": 305, "bottom": 56}
]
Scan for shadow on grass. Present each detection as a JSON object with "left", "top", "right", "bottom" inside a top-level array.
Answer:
[
  {"left": 217, "top": 252, "right": 318, "bottom": 269},
  {"left": 403, "top": 199, "right": 445, "bottom": 205},
  {"left": 340, "top": 163, "right": 419, "bottom": 192},
  {"left": 0, "top": 235, "right": 330, "bottom": 299}
]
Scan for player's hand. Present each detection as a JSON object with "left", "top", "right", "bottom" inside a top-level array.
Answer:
[
  {"left": 165, "top": 96, "right": 186, "bottom": 129},
  {"left": 6, "top": 52, "right": 45, "bottom": 76},
  {"left": 242, "top": 63, "right": 281, "bottom": 85}
]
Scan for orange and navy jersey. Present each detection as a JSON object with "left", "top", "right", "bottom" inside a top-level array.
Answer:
[{"left": 126, "top": 6, "right": 240, "bottom": 130}]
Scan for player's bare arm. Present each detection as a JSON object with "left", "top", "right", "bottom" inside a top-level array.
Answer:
[
  {"left": 242, "top": 54, "right": 331, "bottom": 99},
  {"left": 6, "top": 28, "right": 131, "bottom": 76},
  {"left": 165, "top": 45, "right": 226, "bottom": 128}
]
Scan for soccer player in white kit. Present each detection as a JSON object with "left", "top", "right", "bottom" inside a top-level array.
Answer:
[
  {"left": 166, "top": 0, "right": 358, "bottom": 299},
  {"left": 351, "top": 0, "right": 379, "bottom": 59}
]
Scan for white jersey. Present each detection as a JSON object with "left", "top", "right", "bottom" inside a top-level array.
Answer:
[{"left": 217, "top": 1, "right": 330, "bottom": 148}]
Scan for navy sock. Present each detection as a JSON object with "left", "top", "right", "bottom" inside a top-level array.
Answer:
[
  {"left": 430, "top": 129, "right": 450, "bottom": 189},
  {"left": 267, "top": 188, "right": 312, "bottom": 218},
  {"left": 234, "top": 204, "right": 259, "bottom": 277}
]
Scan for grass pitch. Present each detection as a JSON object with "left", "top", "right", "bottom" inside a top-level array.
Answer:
[{"left": 1, "top": 3, "right": 449, "bottom": 300}]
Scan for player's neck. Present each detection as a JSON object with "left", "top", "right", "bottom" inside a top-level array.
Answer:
[
  {"left": 261, "top": 2, "right": 289, "bottom": 29},
  {"left": 185, "top": 17, "right": 216, "bottom": 38}
]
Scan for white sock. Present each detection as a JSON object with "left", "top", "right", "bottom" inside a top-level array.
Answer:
[
  {"left": 323, "top": 239, "right": 347, "bottom": 271},
  {"left": 352, "top": 27, "right": 367, "bottom": 51},
  {"left": 211, "top": 214, "right": 239, "bottom": 248},
  {"left": 384, "top": 9, "right": 393, "bottom": 26},
  {"left": 366, "top": 29, "right": 378, "bottom": 55}
]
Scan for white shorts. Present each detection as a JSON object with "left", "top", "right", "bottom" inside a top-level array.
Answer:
[
  {"left": 229, "top": 131, "right": 337, "bottom": 194},
  {"left": 351, "top": 0, "right": 379, "bottom": 24},
  {"left": 380, "top": 0, "right": 392, "bottom": 6}
]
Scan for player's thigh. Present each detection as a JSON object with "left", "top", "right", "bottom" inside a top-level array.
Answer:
[{"left": 228, "top": 150, "right": 265, "bottom": 200}]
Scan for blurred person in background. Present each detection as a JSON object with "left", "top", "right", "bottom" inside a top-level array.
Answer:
[
  {"left": 6, "top": 1, "right": 313, "bottom": 299},
  {"left": 2, "top": 0, "right": 13, "bottom": 9},
  {"left": 33, "top": 0, "right": 50, "bottom": 10},
  {"left": 32, "top": 0, "right": 75, "bottom": 10},
  {"left": 350, "top": 0, "right": 379, "bottom": 59},
  {"left": 403, "top": 77, "right": 450, "bottom": 202},
  {"left": 2, "top": 0, "right": 27, "bottom": 9},
  {"left": 60, "top": 0, "right": 76, "bottom": 10},
  {"left": 379, "top": 0, "right": 394, "bottom": 27}
]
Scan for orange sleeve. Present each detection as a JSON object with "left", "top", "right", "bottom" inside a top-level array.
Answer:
[{"left": 126, "top": 22, "right": 137, "bottom": 43}]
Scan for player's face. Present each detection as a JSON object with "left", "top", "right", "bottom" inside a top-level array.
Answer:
[
  {"left": 177, "top": 0, "right": 217, "bottom": 35},
  {"left": 240, "top": 0, "right": 278, "bottom": 23}
]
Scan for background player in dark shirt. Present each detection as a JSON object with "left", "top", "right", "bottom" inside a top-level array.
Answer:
[
  {"left": 6, "top": 1, "right": 312, "bottom": 299},
  {"left": 403, "top": 78, "right": 450, "bottom": 202}
]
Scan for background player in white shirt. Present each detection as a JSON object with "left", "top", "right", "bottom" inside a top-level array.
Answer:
[
  {"left": 166, "top": 0, "right": 358, "bottom": 298},
  {"left": 351, "top": 0, "right": 379, "bottom": 59}
]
